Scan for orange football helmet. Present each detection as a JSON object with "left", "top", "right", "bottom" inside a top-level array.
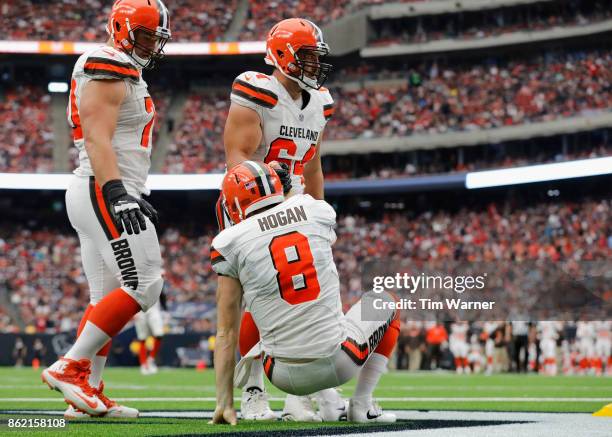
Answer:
[
  {"left": 106, "top": 0, "right": 171, "bottom": 69},
  {"left": 265, "top": 18, "right": 332, "bottom": 90},
  {"left": 221, "top": 161, "right": 284, "bottom": 225}
]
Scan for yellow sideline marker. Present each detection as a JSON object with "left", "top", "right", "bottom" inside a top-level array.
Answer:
[{"left": 593, "top": 403, "right": 612, "bottom": 417}]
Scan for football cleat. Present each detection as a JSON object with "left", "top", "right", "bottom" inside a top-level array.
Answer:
[
  {"left": 140, "top": 364, "right": 151, "bottom": 375},
  {"left": 42, "top": 358, "right": 107, "bottom": 416},
  {"left": 348, "top": 398, "right": 396, "bottom": 423},
  {"left": 282, "top": 394, "right": 322, "bottom": 422},
  {"left": 317, "top": 389, "right": 348, "bottom": 422},
  {"left": 96, "top": 381, "right": 139, "bottom": 417},
  {"left": 64, "top": 381, "right": 139, "bottom": 419},
  {"left": 64, "top": 405, "right": 89, "bottom": 419},
  {"left": 241, "top": 386, "right": 278, "bottom": 420},
  {"left": 146, "top": 357, "right": 158, "bottom": 374}
]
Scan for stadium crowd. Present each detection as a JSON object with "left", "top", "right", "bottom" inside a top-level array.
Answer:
[
  {"left": 240, "top": 0, "right": 351, "bottom": 40},
  {"left": 4, "top": 49, "right": 610, "bottom": 174},
  {"left": 0, "top": 85, "right": 54, "bottom": 173},
  {"left": 5, "top": 0, "right": 606, "bottom": 44},
  {"left": 326, "top": 50, "right": 612, "bottom": 140},
  {"left": 162, "top": 92, "right": 228, "bottom": 174},
  {"left": 160, "top": 50, "right": 611, "bottom": 173},
  {"left": 324, "top": 142, "right": 612, "bottom": 180},
  {"left": 2, "top": 0, "right": 237, "bottom": 42},
  {"left": 2, "top": 197, "right": 609, "bottom": 331},
  {"left": 369, "top": 0, "right": 611, "bottom": 46}
]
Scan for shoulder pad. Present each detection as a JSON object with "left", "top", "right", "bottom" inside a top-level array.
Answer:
[
  {"left": 318, "top": 88, "right": 334, "bottom": 120},
  {"left": 211, "top": 224, "right": 241, "bottom": 253},
  {"left": 231, "top": 71, "right": 278, "bottom": 109},
  {"left": 83, "top": 47, "right": 140, "bottom": 83}
]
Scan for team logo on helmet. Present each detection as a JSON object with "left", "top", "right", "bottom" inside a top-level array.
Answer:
[{"left": 221, "top": 161, "right": 284, "bottom": 225}]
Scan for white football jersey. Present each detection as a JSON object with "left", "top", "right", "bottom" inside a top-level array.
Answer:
[
  {"left": 576, "top": 321, "right": 595, "bottom": 340},
  {"left": 594, "top": 321, "right": 611, "bottom": 339},
  {"left": 483, "top": 321, "right": 498, "bottom": 335},
  {"left": 538, "top": 321, "right": 560, "bottom": 340},
  {"left": 69, "top": 45, "right": 156, "bottom": 196},
  {"left": 450, "top": 323, "right": 468, "bottom": 342},
  {"left": 230, "top": 71, "right": 334, "bottom": 194},
  {"left": 211, "top": 194, "right": 345, "bottom": 359}
]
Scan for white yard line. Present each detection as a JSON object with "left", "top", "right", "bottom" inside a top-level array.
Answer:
[
  {"left": 1, "top": 397, "right": 610, "bottom": 402},
  {"left": 2, "top": 410, "right": 609, "bottom": 437}
]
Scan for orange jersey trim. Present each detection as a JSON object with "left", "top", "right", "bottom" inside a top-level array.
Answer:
[{"left": 84, "top": 61, "right": 139, "bottom": 80}]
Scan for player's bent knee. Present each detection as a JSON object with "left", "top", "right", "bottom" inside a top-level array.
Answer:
[
  {"left": 125, "top": 276, "right": 164, "bottom": 312},
  {"left": 142, "top": 276, "right": 164, "bottom": 311}
]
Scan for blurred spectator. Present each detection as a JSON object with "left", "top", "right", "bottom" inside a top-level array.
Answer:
[
  {"left": 424, "top": 322, "right": 448, "bottom": 370},
  {"left": 397, "top": 321, "right": 425, "bottom": 371},
  {"left": 12, "top": 337, "right": 27, "bottom": 367}
]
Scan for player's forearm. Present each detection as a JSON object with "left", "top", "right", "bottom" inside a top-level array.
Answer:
[
  {"left": 85, "top": 139, "right": 122, "bottom": 186},
  {"left": 304, "top": 168, "right": 324, "bottom": 199},
  {"left": 214, "top": 276, "right": 242, "bottom": 408},
  {"left": 303, "top": 142, "right": 324, "bottom": 199},
  {"left": 214, "top": 329, "right": 238, "bottom": 408}
]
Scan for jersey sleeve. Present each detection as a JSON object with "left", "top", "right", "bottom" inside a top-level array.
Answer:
[
  {"left": 309, "top": 197, "right": 337, "bottom": 245},
  {"left": 230, "top": 71, "right": 278, "bottom": 118},
  {"left": 320, "top": 88, "right": 335, "bottom": 121},
  {"left": 210, "top": 245, "right": 238, "bottom": 278},
  {"left": 313, "top": 199, "right": 337, "bottom": 227},
  {"left": 82, "top": 48, "right": 140, "bottom": 84}
]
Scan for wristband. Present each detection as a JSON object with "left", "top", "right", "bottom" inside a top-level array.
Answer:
[{"left": 102, "top": 179, "right": 127, "bottom": 203}]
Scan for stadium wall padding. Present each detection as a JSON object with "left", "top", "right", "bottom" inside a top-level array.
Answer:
[{"left": 0, "top": 331, "right": 212, "bottom": 367}]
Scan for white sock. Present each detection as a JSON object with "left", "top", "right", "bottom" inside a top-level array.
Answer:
[
  {"left": 89, "top": 355, "right": 107, "bottom": 388},
  {"left": 244, "top": 358, "right": 265, "bottom": 391},
  {"left": 65, "top": 321, "right": 111, "bottom": 361},
  {"left": 352, "top": 353, "right": 388, "bottom": 403}
]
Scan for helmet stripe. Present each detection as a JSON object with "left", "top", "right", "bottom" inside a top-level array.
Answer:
[
  {"left": 242, "top": 161, "right": 269, "bottom": 196},
  {"left": 155, "top": 0, "right": 169, "bottom": 29},
  {"left": 305, "top": 19, "right": 324, "bottom": 44}
]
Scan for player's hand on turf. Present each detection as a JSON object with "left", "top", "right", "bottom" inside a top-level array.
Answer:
[
  {"left": 209, "top": 406, "right": 237, "bottom": 425},
  {"left": 103, "top": 179, "right": 157, "bottom": 235},
  {"left": 269, "top": 161, "right": 292, "bottom": 195}
]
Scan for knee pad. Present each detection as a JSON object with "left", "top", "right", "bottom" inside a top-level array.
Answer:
[{"left": 140, "top": 276, "right": 164, "bottom": 311}]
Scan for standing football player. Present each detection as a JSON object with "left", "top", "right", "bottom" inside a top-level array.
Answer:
[
  {"left": 210, "top": 162, "right": 400, "bottom": 425},
  {"left": 220, "top": 18, "right": 339, "bottom": 421},
  {"left": 41, "top": 0, "right": 170, "bottom": 418},
  {"left": 135, "top": 292, "right": 167, "bottom": 375}
]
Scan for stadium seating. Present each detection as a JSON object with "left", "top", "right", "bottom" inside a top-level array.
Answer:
[
  {"left": 2, "top": 0, "right": 237, "bottom": 42},
  {"left": 162, "top": 93, "right": 228, "bottom": 174},
  {"left": 2, "top": 198, "right": 609, "bottom": 333},
  {"left": 158, "top": 50, "right": 611, "bottom": 174},
  {"left": 0, "top": 85, "right": 54, "bottom": 173},
  {"left": 240, "top": 0, "right": 351, "bottom": 41},
  {"left": 369, "top": 0, "right": 611, "bottom": 46}
]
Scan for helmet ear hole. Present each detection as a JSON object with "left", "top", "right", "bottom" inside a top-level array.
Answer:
[
  {"left": 276, "top": 49, "right": 284, "bottom": 58},
  {"left": 115, "top": 21, "right": 121, "bottom": 32}
]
